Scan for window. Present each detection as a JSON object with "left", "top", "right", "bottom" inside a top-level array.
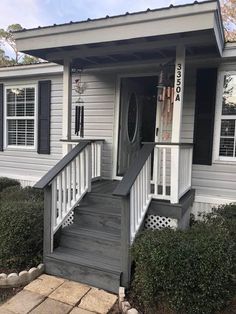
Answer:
[
  {"left": 127, "top": 92, "right": 138, "bottom": 142},
  {"left": 218, "top": 74, "right": 236, "bottom": 160},
  {"left": 5, "top": 86, "right": 36, "bottom": 148}
]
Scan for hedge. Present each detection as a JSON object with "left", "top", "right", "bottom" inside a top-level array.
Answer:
[
  {"left": 131, "top": 205, "right": 236, "bottom": 314},
  {"left": 0, "top": 177, "right": 20, "bottom": 193},
  {"left": 0, "top": 186, "right": 44, "bottom": 270}
]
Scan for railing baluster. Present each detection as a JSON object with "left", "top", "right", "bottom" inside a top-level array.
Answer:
[
  {"left": 62, "top": 169, "right": 67, "bottom": 214},
  {"left": 72, "top": 160, "right": 76, "bottom": 202},
  {"left": 76, "top": 155, "right": 81, "bottom": 197},
  {"left": 58, "top": 173, "right": 62, "bottom": 223},
  {"left": 163, "top": 148, "right": 166, "bottom": 197},
  {"left": 51, "top": 179, "right": 57, "bottom": 231},
  {"left": 98, "top": 142, "right": 102, "bottom": 177},
  {"left": 67, "top": 164, "right": 71, "bottom": 208},
  {"left": 81, "top": 151, "right": 85, "bottom": 192}
]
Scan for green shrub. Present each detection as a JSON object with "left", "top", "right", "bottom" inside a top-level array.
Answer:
[
  {"left": 0, "top": 185, "right": 43, "bottom": 202},
  {"left": 0, "top": 186, "right": 44, "bottom": 270},
  {"left": 0, "top": 177, "right": 20, "bottom": 193},
  {"left": 202, "top": 203, "right": 236, "bottom": 242},
  {"left": 131, "top": 223, "right": 235, "bottom": 314}
]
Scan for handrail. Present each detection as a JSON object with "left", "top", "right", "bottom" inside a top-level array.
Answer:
[
  {"left": 142, "top": 142, "right": 193, "bottom": 148},
  {"left": 60, "top": 139, "right": 105, "bottom": 143},
  {"left": 34, "top": 141, "right": 90, "bottom": 189},
  {"left": 113, "top": 143, "right": 155, "bottom": 197}
]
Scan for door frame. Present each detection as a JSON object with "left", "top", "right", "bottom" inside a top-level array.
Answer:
[{"left": 113, "top": 72, "right": 160, "bottom": 180}]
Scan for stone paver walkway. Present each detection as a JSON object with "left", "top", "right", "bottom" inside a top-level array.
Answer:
[{"left": 0, "top": 274, "right": 117, "bottom": 314}]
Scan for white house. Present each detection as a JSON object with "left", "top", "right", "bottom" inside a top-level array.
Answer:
[{"left": 0, "top": 0, "right": 235, "bottom": 292}]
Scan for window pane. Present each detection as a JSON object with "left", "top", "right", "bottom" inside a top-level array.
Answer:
[
  {"left": 16, "top": 103, "right": 25, "bottom": 116},
  {"left": 26, "top": 120, "right": 34, "bottom": 146},
  {"left": 8, "top": 120, "right": 17, "bottom": 145},
  {"left": 26, "top": 88, "right": 35, "bottom": 101},
  {"left": 7, "top": 89, "right": 15, "bottom": 103},
  {"left": 16, "top": 88, "right": 25, "bottom": 102},
  {"left": 26, "top": 103, "right": 34, "bottom": 116},
  {"left": 220, "top": 119, "right": 235, "bottom": 137},
  {"left": 7, "top": 103, "right": 15, "bottom": 116},
  {"left": 219, "top": 138, "right": 234, "bottom": 157},
  {"left": 222, "top": 75, "right": 236, "bottom": 115}
]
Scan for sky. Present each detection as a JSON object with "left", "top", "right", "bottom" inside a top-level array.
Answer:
[{"left": 1, "top": 0, "right": 206, "bottom": 30}]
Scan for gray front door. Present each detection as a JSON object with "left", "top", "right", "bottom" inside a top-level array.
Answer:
[{"left": 117, "top": 78, "right": 143, "bottom": 176}]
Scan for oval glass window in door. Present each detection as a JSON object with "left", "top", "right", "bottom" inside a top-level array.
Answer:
[{"left": 127, "top": 92, "right": 138, "bottom": 142}]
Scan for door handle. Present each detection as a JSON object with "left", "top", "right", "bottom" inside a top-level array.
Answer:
[{"left": 156, "top": 128, "right": 159, "bottom": 137}]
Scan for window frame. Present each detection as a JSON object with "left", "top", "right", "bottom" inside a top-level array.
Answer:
[
  {"left": 214, "top": 70, "right": 236, "bottom": 163},
  {"left": 4, "top": 84, "right": 38, "bottom": 150}
]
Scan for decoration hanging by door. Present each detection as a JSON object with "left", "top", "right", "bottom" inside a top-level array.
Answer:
[
  {"left": 74, "top": 70, "right": 87, "bottom": 138},
  {"left": 157, "top": 65, "right": 175, "bottom": 141}
]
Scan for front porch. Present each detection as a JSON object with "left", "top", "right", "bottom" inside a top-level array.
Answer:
[
  {"left": 14, "top": 0, "right": 224, "bottom": 292},
  {"left": 34, "top": 139, "right": 194, "bottom": 291}
]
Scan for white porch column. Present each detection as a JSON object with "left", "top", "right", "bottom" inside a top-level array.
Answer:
[
  {"left": 62, "top": 58, "right": 72, "bottom": 155},
  {"left": 171, "top": 45, "right": 186, "bottom": 203}
]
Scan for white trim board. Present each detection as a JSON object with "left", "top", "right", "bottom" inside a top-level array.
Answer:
[
  {"left": 0, "top": 63, "right": 62, "bottom": 79},
  {"left": 14, "top": 1, "right": 223, "bottom": 55},
  {"left": 4, "top": 84, "right": 38, "bottom": 151}
]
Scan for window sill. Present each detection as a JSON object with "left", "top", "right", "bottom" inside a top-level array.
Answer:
[
  {"left": 213, "top": 159, "right": 236, "bottom": 165},
  {"left": 4, "top": 146, "right": 37, "bottom": 153}
]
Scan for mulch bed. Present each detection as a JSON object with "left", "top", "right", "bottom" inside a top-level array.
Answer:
[
  {"left": 108, "top": 300, "right": 121, "bottom": 313},
  {"left": 0, "top": 287, "right": 22, "bottom": 304},
  {"left": 0, "top": 266, "right": 22, "bottom": 304}
]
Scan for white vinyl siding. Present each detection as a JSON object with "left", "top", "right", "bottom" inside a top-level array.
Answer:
[
  {"left": 71, "top": 72, "right": 116, "bottom": 179},
  {"left": 0, "top": 74, "right": 63, "bottom": 183},
  {"left": 181, "top": 65, "right": 236, "bottom": 202},
  {"left": 5, "top": 86, "right": 36, "bottom": 149}
]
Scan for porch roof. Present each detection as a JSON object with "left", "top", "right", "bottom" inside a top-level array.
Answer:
[{"left": 14, "top": 0, "right": 225, "bottom": 68}]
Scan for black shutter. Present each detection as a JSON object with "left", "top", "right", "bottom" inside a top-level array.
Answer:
[
  {"left": 38, "top": 80, "right": 51, "bottom": 154},
  {"left": 0, "top": 84, "right": 3, "bottom": 152},
  {"left": 193, "top": 68, "right": 218, "bottom": 165}
]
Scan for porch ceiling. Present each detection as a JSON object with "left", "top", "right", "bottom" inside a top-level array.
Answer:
[{"left": 14, "top": 0, "right": 224, "bottom": 68}]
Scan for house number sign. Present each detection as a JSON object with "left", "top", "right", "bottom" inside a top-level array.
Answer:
[{"left": 175, "top": 63, "right": 182, "bottom": 102}]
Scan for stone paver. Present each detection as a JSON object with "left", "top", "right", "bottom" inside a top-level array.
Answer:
[
  {"left": 0, "top": 308, "right": 16, "bottom": 314},
  {"left": 49, "top": 280, "right": 90, "bottom": 306},
  {"left": 24, "top": 274, "right": 65, "bottom": 297},
  {"left": 70, "top": 308, "right": 96, "bottom": 314},
  {"left": 0, "top": 275, "right": 117, "bottom": 314},
  {"left": 30, "top": 298, "right": 72, "bottom": 314},
  {"left": 78, "top": 288, "right": 117, "bottom": 314},
  {"left": 0, "top": 290, "right": 45, "bottom": 314}
]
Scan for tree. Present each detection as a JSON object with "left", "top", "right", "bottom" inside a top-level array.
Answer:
[
  {"left": 221, "top": 0, "right": 236, "bottom": 41},
  {"left": 0, "top": 48, "right": 14, "bottom": 67},
  {"left": 0, "top": 24, "right": 40, "bottom": 66}
]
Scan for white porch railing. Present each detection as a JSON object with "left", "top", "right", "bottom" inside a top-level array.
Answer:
[
  {"left": 152, "top": 143, "right": 193, "bottom": 204},
  {"left": 51, "top": 144, "right": 91, "bottom": 234},
  {"left": 179, "top": 145, "right": 193, "bottom": 199},
  {"left": 130, "top": 155, "right": 152, "bottom": 243},
  {"left": 91, "top": 141, "right": 102, "bottom": 180},
  {"left": 66, "top": 140, "right": 103, "bottom": 181},
  {"left": 34, "top": 140, "right": 103, "bottom": 254}
]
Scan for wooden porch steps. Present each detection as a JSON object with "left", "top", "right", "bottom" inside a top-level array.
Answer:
[{"left": 44, "top": 180, "right": 122, "bottom": 293}]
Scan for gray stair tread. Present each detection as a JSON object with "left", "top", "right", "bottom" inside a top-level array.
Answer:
[
  {"left": 91, "top": 180, "right": 119, "bottom": 195},
  {"left": 75, "top": 203, "right": 121, "bottom": 216},
  {"left": 51, "top": 247, "right": 121, "bottom": 273},
  {"left": 61, "top": 225, "right": 120, "bottom": 242}
]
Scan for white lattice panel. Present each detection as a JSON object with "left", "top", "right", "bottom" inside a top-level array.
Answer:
[
  {"left": 62, "top": 210, "right": 74, "bottom": 228},
  {"left": 145, "top": 214, "right": 178, "bottom": 230}
]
